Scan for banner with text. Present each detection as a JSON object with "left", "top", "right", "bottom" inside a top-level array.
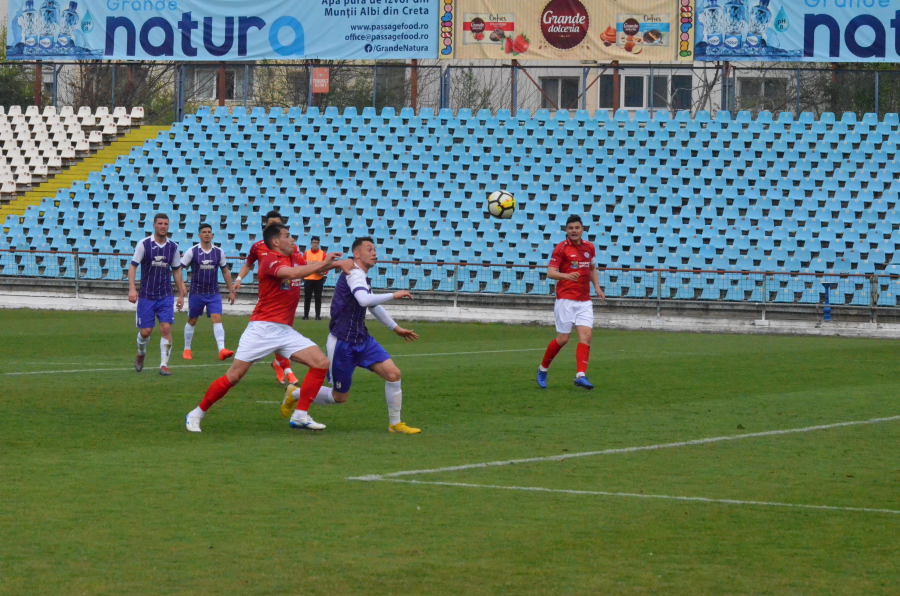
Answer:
[
  {"left": 6, "top": 0, "right": 439, "bottom": 60},
  {"left": 442, "top": 0, "right": 692, "bottom": 61},
  {"left": 695, "top": 0, "right": 900, "bottom": 61}
]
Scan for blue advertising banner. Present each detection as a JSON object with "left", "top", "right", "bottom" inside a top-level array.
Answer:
[
  {"left": 6, "top": 0, "right": 439, "bottom": 60},
  {"left": 696, "top": 0, "right": 900, "bottom": 61}
]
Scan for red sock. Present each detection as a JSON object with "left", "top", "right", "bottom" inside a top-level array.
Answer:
[
  {"left": 274, "top": 354, "right": 291, "bottom": 369},
  {"left": 295, "top": 368, "right": 328, "bottom": 412},
  {"left": 576, "top": 343, "right": 590, "bottom": 375},
  {"left": 199, "top": 375, "right": 234, "bottom": 412},
  {"left": 541, "top": 338, "right": 564, "bottom": 369}
]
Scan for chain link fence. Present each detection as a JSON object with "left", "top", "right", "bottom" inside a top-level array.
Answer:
[{"left": 4, "top": 249, "right": 900, "bottom": 319}]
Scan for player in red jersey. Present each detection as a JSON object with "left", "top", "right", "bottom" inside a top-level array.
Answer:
[
  {"left": 186, "top": 224, "right": 351, "bottom": 432},
  {"left": 536, "top": 214, "right": 606, "bottom": 390},
  {"left": 232, "top": 210, "right": 302, "bottom": 386}
]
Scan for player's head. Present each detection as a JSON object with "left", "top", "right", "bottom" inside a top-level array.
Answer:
[
  {"left": 262, "top": 210, "right": 284, "bottom": 229},
  {"left": 351, "top": 236, "right": 377, "bottom": 268},
  {"left": 264, "top": 223, "right": 294, "bottom": 255},
  {"left": 198, "top": 223, "right": 213, "bottom": 243},
  {"left": 310, "top": 236, "right": 320, "bottom": 251},
  {"left": 153, "top": 213, "right": 169, "bottom": 238},
  {"left": 565, "top": 214, "right": 584, "bottom": 242}
]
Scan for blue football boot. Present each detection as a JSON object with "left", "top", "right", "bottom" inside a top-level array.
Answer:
[
  {"left": 536, "top": 368, "right": 548, "bottom": 389},
  {"left": 573, "top": 376, "right": 594, "bottom": 390}
]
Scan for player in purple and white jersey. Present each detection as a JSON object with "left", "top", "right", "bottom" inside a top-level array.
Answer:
[
  {"left": 280, "top": 236, "right": 421, "bottom": 434},
  {"left": 181, "top": 223, "right": 237, "bottom": 362},
  {"left": 128, "top": 213, "right": 187, "bottom": 376}
]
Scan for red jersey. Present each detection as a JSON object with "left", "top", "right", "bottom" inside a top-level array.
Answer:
[
  {"left": 549, "top": 238, "right": 596, "bottom": 301},
  {"left": 250, "top": 251, "right": 307, "bottom": 326},
  {"left": 245, "top": 239, "right": 301, "bottom": 269}
]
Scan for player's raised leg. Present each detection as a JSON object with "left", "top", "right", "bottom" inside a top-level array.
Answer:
[
  {"left": 287, "top": 345, "right": 331, "bottom": 431},
  {"left": 272, "top": 354, "right": 297, "bottom": 385},
  {"left": 370, "top": 358, "right": 420, "bottom": 434},
  {"left": 210, "top": 311, "right": 233, "bottom": 360},
  {"left": 156, "top": 297, "right": 176, "bottom": 375}
]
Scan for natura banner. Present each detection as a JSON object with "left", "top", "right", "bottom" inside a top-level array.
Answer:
[
  {"left": 441, "top": 0, "right": 690, "bottom": 61},
  {"left": 5, "top": 0, "right": 439, "bottom": 60},
  {"left": 695, "top": 0, "right": 900, "bottom": 61}
]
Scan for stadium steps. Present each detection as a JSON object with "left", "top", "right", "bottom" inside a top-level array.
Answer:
[{"left": 0, "top": 125, "right": 169, "bottom": 220}]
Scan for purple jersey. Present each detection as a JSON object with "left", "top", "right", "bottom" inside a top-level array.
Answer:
[
  {"left": 180, "top": 244, "right": 227, "bottom": 296},
  {"left": 131, "top": 236, "right": 181, "bottom": 300},
  {"left": 329, "top": 269, "right": 375, "bottom": 345}
]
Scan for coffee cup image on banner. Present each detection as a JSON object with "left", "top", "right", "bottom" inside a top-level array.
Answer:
[
  {"left": 616, "top": 13, "right": 669, "bottom": 55},
  {"left": 6, "top": 0, "right": 102, "bottom": 57}
]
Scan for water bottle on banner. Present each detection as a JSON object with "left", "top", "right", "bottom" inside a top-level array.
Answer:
[
  {"left": 21, "top": 0, "right": 39, "bottom": 51},
  {"left": 702, "top": 0, "right": 725, "bottom": 48},
  {"left": 39, "top": 0, "right": 60, "bottom": 50},
  {"left": 747, "top": 0, "right": 772, "bottom": 48},
  {"left": 58, "top": 1, "right": 79, "bottom": 48},
  {"left": 724, "top": 0, "right": 746, "bottom": 50}
]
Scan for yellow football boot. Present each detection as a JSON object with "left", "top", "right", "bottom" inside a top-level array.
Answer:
[
  {"left": 389, "top": 422, "right": 421, "bottom": 434},
  {"left": 281, "top": 384, "right": 298, "bottom": 418}
]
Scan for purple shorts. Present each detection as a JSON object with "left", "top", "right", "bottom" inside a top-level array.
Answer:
[
  {"left": 188, "top": 293, "right": 223, "bottom": 319},
  {"left": 326, "top": 334, "right": 391, "bottom": 393},
  {"left": 136, "top": 296, "right": 175, "bottom": 329}
]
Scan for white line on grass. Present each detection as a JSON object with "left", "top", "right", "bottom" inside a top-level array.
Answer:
[
  {"left": 374, "top": 479, "right": 900, "bottom": 516},
  {"left": 1, "top": 363, "right": 231, "bottom": 376},
  {"left": 347, "top": 415, "right": 900, "bottom": 480},
  {"left": 0, "top": 348, "right": 546, "bottom": 376}
]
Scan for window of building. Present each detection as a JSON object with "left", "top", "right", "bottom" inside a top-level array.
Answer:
[
  {"left": 540, "top": 77, "right": 580, "bottom": 110},
  {"left": 598, "top": 74, "right": 615, "bottom": 109},
  {"left": 672, "top": 75, "right": 693, "bottom": 110},
  {"left": 623, "top": 76, "right": 644, "bottom": 108},
  {"left": 739, "top": 77, "right": 789, "bottom": 111},
  {"left": 194, "top": 68, "right": 244, "bottom": 101}
]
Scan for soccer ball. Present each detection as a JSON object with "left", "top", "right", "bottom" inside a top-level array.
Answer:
[{"left": 487, "top": 190, "right": 516, "bottom": 219}]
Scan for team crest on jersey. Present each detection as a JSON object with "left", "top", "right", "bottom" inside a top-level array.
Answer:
[{"left": 584, "top": 252, "right": 590, "bottom": 258}]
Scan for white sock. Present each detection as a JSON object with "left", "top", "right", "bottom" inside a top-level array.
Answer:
[
  {"left": 313, "top": 386, "right": 336, "bottom": 405},
  {"left": 385, "top": 380, "right": 402, "bottom": 426},
  {"left": 184, "top": 323, "right": 195, "bottom": 350},
  {"left": 290, "top": 409, "right": 308, "bottom": 422},
  {"left": 283, "top": 365, "right": 294, "bottom": 378},
  {"left": 212, "top": 323, "right": 225, "bottom": 350},
  {"left": 539, "top": 365, "right": 548, "bottom": 372},
  {"left": 189, "top": 406, "right": 204, "bottom": 419},
  {"left": 575, "top": 372, "right": 585, "bottom": 378},
  {"left": 136, "top": 332, "right": 150, "bottom": 355},
  {"left": 160, "top": 338, "right": 172, "bottom": 367}
]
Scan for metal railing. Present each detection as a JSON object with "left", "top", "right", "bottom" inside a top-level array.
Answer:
[{"left": 3, "top": 248, "right": 898, "bottom": 320}]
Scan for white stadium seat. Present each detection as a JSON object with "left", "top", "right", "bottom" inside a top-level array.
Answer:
[
  {"left": 95, "top": 106, "right": 109, "bottom": 118},
  {"left": 130, "top": 107, "right": 144, "bottom": 120},
  {"left": 8, "top": 106, "right": 22, "bottom": 117},
  {"left": 25, "top": 105, "right": 39, "bottom": 117}
]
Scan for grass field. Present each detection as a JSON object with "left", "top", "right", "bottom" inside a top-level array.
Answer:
[{"left": 1, "top": 309, "right": 899, "bottom": 595}]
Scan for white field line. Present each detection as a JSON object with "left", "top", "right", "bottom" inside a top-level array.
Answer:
[
  {"left": 1, "top": 363, "right": 231, "bottom": 376},
  {"left": 347, "top": 415, "right": 900, "bottom": 481},
  {"left": 374, "top": 479, "right": 900, "bottom": 516},
  {"left": 0, "top": 348, "right": 546, "bottom": 376}
]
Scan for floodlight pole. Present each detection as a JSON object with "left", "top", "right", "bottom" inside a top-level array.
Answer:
[
  {"left": 34, "top": 62, "right": 42, "bottom": 107},
  {"left": 218, "top": 62, "right": 226, "bottom": 107},
  {"left": 511, "top": 59, "right": 518, "bottom": 113}
]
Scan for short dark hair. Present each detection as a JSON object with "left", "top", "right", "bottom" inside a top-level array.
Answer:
[
  {"left": 351, "top": 236, "right": 375, "bottom": 252},
  {"left": 566, "top": 214, "right": 583, "bottom": 226},
  {"left": 310, "top": 236, "right": 320, "bottom": 243},
  {"left": 198, "top": 223, "right": 212, "bottom": 232},
  {"left": 262, "top": 210, "right": 283, "bottom": 228},
  {"left": 264, "top": 223, "right": 288, "bottom": 249},
  {"left": 153, "top": 213, "right": 169, "bottom": 224}
]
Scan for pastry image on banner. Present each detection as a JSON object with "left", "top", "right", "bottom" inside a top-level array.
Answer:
[{"left": 449, "top": 0, "right": 680, "bottom": 60}]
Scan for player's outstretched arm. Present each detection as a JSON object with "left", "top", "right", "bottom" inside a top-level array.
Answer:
[
  {"left": 369, "top": 305, "right": 418, "bottom": 341},
  {"left": 547, "top": 266, "right": 579, "bottom": 282},
  {"left": 276, "top": 252, "right": 343, "bottom": 280},
  {"left": 590, "top": 263, "right": 605, "bottom": 301},
  {"left": 127, "top": 264, "right": 139, "bottom": 303}
]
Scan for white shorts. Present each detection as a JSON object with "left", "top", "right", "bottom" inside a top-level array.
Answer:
[
  {"left": 234, "top": 321, "right": 317, "bottom": 363},
  {"left": 554, "top": 299, "right": 594, "bottom": 334}
]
